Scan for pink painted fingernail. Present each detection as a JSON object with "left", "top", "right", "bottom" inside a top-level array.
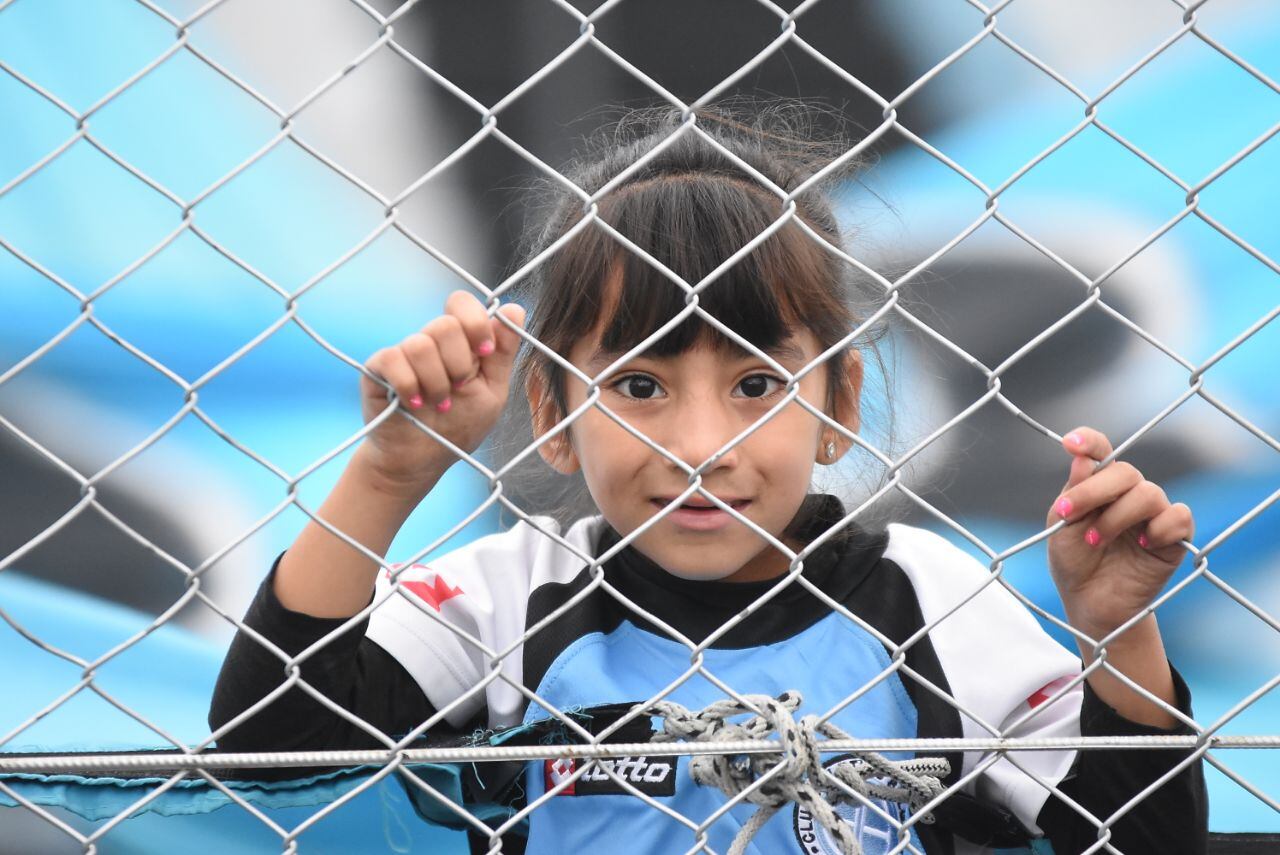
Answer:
[
  {"left": 1138, "top": 533, "right": 1150, "bottom": 549},
  {"left": 435, "top": 397, "right": 452, "bottom": 413},
  {"left": 408, "top": 395, "right": 423, "bottom": 409},
  {"left": 1055, "top": 497, "right": 1073, "bottom": 518},
  {"left": 477, "top": 340, "right": 495, "bottom": 356},
  {"left": 1066, "top": 432, "right": 1084, "bottom": 447},
  {"left": 1085, "top": 528, "right": 1101, "bottom": 547}
]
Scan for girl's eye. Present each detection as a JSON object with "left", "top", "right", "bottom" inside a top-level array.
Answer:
[
  {"left": 612, "top": 374, "right": 665, "bottom": 400},
  {"left": 734, "top": 374, "right": 784, "bottom": 399},
  {"left": 609, "top": 373, "right": 781, "bottom": 400}
]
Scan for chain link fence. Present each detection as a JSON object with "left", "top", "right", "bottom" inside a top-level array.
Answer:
[{"left": 1, "top": 0, "right": 1278, "bottom": 853}]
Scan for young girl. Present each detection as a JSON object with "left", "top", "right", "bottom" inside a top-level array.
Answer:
[{"left": 210, "top": 104, "right": 1207, "bottom": 854}]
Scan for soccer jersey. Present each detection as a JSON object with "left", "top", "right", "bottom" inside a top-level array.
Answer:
[{"left": 210, "top": 495, "right": 1207, "bottom": 854}]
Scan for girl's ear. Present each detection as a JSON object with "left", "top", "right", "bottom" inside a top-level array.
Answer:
[
  {"left": 526, "top": 369, "right": 581, "bottom": 475},
  {"left": 819, "top": 349, "right": 864, "bottom": 465}
]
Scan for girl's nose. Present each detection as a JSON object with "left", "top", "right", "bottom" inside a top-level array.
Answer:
[{"left": 660, "top": 400, "right": 740, "bottom": 472}]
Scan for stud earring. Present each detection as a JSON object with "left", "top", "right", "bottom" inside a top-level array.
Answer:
[{"left": 825, "top": 441, "right": 836, "bottom": 460}]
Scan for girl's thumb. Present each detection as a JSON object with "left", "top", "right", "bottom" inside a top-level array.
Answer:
[
  {"left": 484, "top": 302, "right": 527, "bottom": 381},
  {"left": 494, "top": 303, "right": 526, "bottom": 349}
]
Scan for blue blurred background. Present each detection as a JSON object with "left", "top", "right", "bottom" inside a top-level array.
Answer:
[{"left": 2, "top": 0, "right": 1277, "bottom": 851}]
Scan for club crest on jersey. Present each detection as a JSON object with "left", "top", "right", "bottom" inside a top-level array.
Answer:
[
  {"left": 792, "top": 757, "right": 911, "bottom": 854},
  {"left": 543, "top": 756, "right": 676, "bottom": 797}
]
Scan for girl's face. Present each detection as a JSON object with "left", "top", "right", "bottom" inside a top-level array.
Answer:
[{"left": 531, "top": 320, "right": 862, "bottom": 583}]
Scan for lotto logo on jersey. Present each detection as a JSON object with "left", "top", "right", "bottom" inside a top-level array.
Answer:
[
  {"left": 545, "top": 758, "right": 577, "bottom": 794},
  {"left": 543, "top": 756, "right": 676, "bottom": 797}
]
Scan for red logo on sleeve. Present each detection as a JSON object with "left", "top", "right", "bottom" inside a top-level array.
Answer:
[
  {"left": 399, "top": 574, "right": 463, "bottom": 611},
  {"left": 1027, "top": 675, "right": 1076, "bottom": 709}
]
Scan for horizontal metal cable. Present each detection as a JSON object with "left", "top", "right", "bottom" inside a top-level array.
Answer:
[{"left": 4, "top": 735, "right": 1278, "bottom": 775}]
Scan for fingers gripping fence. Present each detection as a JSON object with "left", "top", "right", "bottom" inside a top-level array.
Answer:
[{"left": 1, "top": 0, "right": 1278, "bottom": 853}]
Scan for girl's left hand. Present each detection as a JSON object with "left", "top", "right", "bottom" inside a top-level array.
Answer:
[{"left": 1046, "top": 426, "right": 1195, "bottom": 642}]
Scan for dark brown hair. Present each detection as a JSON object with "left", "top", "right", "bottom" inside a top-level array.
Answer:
[{"left": 497, "top": 100, "right": 890, "bottom": 523}]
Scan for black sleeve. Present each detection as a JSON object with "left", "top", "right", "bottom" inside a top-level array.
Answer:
[
  {"left": 208, "top": 553, "right": 449, "bottom": 772},
  {"left": 1035, "top": 663, "right": 1208, "bottom": 855}
]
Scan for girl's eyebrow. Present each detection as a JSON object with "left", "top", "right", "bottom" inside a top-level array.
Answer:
[
  {"left": 761, "top": 341, "right": 807, "bottom": 367},
  {"left": 583, "top": 339, "right": 808, "bottom": 374}
]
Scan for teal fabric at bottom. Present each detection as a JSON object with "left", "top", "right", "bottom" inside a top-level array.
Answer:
[
  {"left": 0, "top": 713, "right": 589, "bottom": 832},
  {"left": 0, "top": 756, "right": 468, "bottom": 823}
]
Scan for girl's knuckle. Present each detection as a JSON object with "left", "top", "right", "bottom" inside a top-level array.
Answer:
[
  {"left": 385, "top": 348, "right": 409, "bottom": 374},
  {"left": 463, "top": 315, "right": 490, "bottom": 342},
  {"left": 393, "top": 355, "right": 417, "bottom": 382},
  {"left": 434, "top": 335, "right": 468, "bottom": 365},
  {"left": 445, "top": 289, "right": 475, "bottom": 311},
  {"left": 440, "top": 324, "right": 470, "bottom": 351},
  {"left": 415, "top": 349, "right": 446, "bottom": 378},
  {"left": 424, "top": 316, "right": 457, "bottom": 340},
  {"left": 401, "top": 333, "right": 433, "bottom": 358},
  {"left": 392, "top": 373, "right": 417, "bottom": 396}
]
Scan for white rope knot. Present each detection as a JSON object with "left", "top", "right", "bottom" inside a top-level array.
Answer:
[{"left": 643, "top": 692, "right": 951, "bottom": 855}]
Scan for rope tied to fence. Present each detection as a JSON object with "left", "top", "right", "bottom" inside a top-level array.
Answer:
[{"left": 645, "top": 691, "right": 951, "bottom": 855}]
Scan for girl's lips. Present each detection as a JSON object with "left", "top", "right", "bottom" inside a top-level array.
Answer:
[{"left": 650, "top": 498, "right": 750, "bottom": 532}]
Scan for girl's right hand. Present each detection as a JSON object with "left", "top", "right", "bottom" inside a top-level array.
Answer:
[{"left": 357, "top": 290, "right": 527, "bottom": 496}]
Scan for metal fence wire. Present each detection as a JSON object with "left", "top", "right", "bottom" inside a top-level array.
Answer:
[{"left": 1, "top": 0, "right": 1279, "bottom": 853}]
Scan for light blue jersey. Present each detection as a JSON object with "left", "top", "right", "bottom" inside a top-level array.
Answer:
[
  {"left": 366, "top": 499, "right": 1101, "bottom": 853},
  {"left": 522, "top": 614, "right": 920, "bottom": 854}
]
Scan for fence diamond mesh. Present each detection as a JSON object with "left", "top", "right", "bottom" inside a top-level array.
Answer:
[{"left": 1, "top": 0, "right": 1277, "bottom": 853}]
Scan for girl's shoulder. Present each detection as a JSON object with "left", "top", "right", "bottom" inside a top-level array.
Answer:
[
  {"left": 881, "top": 522, "right": 991, "bottom": 576},
  {"left": 387, "top": 513, "right": 611, "bottom": 592},
  {"left": 880, "top": 522, "right": 1025, "bottom": 613}
]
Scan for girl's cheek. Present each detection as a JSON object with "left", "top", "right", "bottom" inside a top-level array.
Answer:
[{"left": 790, "top": 382, "right": 825, "bottom": 411}]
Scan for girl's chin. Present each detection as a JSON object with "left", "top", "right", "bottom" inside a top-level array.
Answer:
[
  {"left": 654, "top": 562, "right": 743, "bottom": 582},
  {"left": 625, "top": 540, "right": 743, "bottom": 581}
]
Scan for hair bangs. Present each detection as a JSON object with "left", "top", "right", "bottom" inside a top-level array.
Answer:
[{"left": 594, "top": 175, "right": 831, "bottom": 361}]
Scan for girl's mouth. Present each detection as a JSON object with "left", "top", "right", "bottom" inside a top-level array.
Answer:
[{"left": 650, "top": 498, "right": 750, "bottom": 532}]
